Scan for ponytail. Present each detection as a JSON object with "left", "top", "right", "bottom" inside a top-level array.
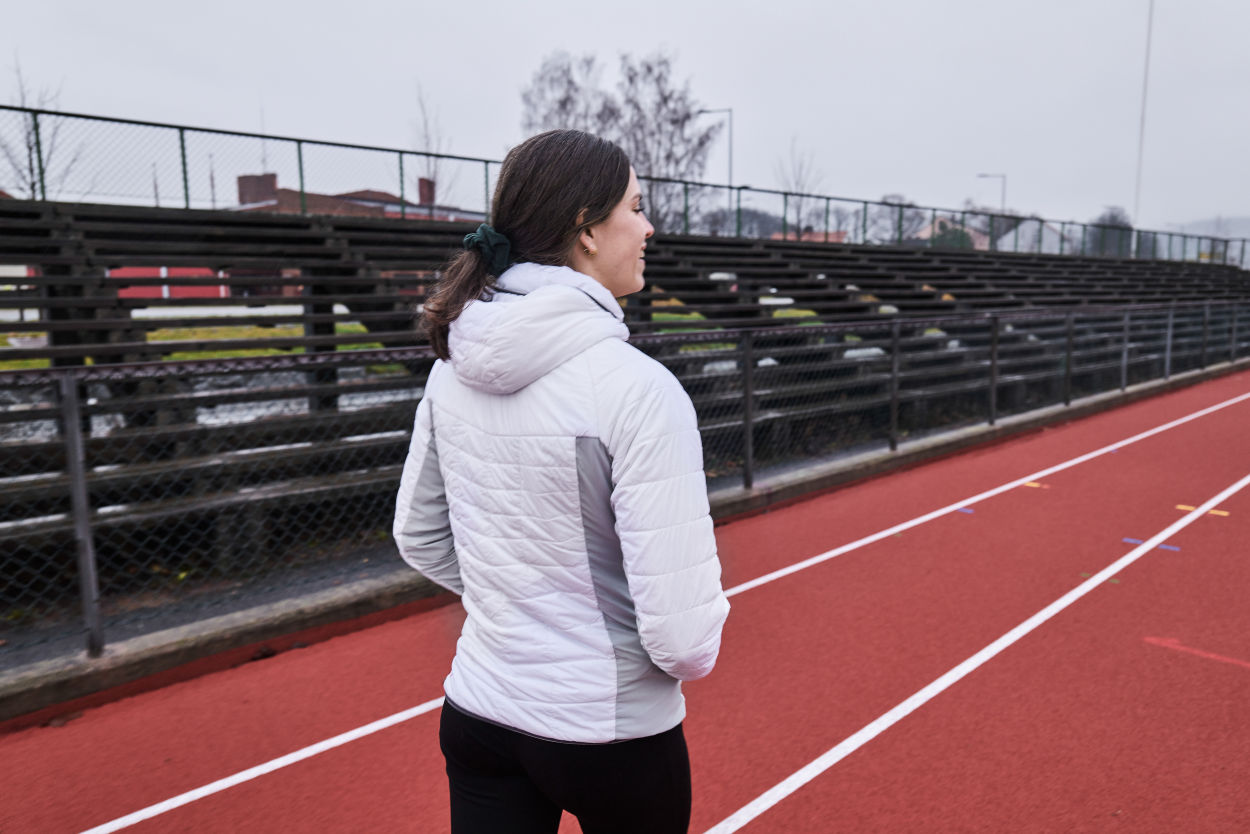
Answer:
[
  {"left": 420, "top": 130, "right": 630, "bottom": 361},
  {"left": 422, "top": 224, "right": 512, "bottom": 360}
]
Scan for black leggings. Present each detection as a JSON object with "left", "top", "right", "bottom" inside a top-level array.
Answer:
[{"left": 438, "top": 700, "right": 692, "bottom": 834}]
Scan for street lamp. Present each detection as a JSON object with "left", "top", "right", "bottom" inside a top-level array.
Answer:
[
  {"left": 698, "top": 107, "right": 733, "bottom": 224},
  {"left": 977, "top": 173, "right": 1007, "bottom": 213}
]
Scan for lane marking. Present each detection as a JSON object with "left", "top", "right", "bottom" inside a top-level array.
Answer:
[
  {"left": 83, "top": 387, "right": 1250, "bottom": 832},
  {"left": 1176, "top": 504, "right": 1230, "bottom": 516},
  {"left": 1144, "top": 637, "right": 1250, "bottom": 672},
  {"left": 705, "top": 470, "right": 1250, "bottom": 833},
  {"left": 724, "top": 389, "right": 1250, "bottom": 599},
  {"left": 78, "top": 697, "right": 445, "bottom": 834}
]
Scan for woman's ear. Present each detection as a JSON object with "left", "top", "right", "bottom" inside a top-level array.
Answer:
[{"left": 577, "top": 225, "right": 598, "bottom": 257}]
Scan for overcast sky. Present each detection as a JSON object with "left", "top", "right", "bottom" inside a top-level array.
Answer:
[{"left": 4, "top": 0, "right": 1248, "bottom": 233}]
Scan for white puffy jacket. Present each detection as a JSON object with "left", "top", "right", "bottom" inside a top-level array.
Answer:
[{"left": 394, "top": 262, "right": 729, "bottom": 743}]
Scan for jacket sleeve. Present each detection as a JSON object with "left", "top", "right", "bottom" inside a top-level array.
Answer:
[
  {"left": 393, "top": 372, "right": 462, "bottom": 594},
  {"left": 600, "top": 359, "right": 730, "bottom": 681}
]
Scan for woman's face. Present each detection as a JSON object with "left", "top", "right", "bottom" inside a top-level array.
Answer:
[{"left": 577, "top": 168, "right": 654, "bottom": 297}]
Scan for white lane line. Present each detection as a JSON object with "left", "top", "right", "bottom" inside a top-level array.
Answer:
[
  {"left": 78, "top": 697, "right": 444, "bottom": 834},
  {"left": 725, "top": 388, "right": 1250, "bottom": 598},
  {"left": 705, "top": 470, "right": 1250, "bottom": 833},
  {"left": 82, "top": 386, "right": 1250, "bottom": 833}
]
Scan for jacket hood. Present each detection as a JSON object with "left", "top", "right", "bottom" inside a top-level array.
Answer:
[{"left": 447, "top": 262, "right": 629, "bottom": 394}]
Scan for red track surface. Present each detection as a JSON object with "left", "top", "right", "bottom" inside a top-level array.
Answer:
[{"left": 3, "top": 371, "right": 1248, "bottom": 833}]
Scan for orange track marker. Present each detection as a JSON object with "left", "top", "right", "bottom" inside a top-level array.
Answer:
[{"left": 1176, "top": 504, "right": 1229, "bottom": 516}]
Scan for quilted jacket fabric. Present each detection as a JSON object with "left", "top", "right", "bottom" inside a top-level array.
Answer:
[{"left": 394, "top": 262, "right": 730, "bottom": 743}]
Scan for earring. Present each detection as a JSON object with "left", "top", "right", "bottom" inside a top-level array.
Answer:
[{"left": 585, "top": 247, "right": 597, "bottom": 256}]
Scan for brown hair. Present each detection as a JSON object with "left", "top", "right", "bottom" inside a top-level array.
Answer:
[{"left": 421, "top": 129, "right": 631, "bottom": 360}]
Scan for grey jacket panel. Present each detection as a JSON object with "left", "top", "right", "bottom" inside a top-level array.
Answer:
[{"left": 576, "top": 437, "right": 684, "bottom": 737}]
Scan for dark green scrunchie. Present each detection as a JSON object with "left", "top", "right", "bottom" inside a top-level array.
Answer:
[{"left": 463, "top": 223, "right": 512, "bottom": 276}]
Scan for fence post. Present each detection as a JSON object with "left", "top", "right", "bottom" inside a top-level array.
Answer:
[
  {"left": 398, "top": 153, "right": 406, "bottom": 219},
  {"left": 782, "top": 193, "right": 789, "bottom": 240},
  {"left": 861, "top": 201, "right": 869, "bottom": 244},
  {"left": 824, "top": 197, "right": 831, "bottom": 243},
  {"left": 1164, "top": 304, "right": 1174, "bottom": 379},
  {"left": 988, "top": 316, "right": 999, "bottom": 426},
  {"left": 895, "top": 203, "right": 903, "bottom": 246},
  {"left": 179, "top": 128, "right": 190, "bottom": 209},
  {"left": 741, "top": 331, "right": 756, "bottom": 490},
  {"left": 735, "top": 188, "right": 743, "bottom": 238},
  {"left": 889, "top": 320, "right": 901, "bottom": 450},
  {"left": 1120, "top": 311, "right": 1130, "bottom": 391},
  {"left": 483, "top": 160, "right": 491, "bottom": 216},
  {"left": 1080, "top": 224, "right": 1087, "bottom": 256},
  {"left": 1229, "top": 302, "right": 1238, "bottom": 363},
  {"left": 296, "top": 140, "right": 307, "bottom": 216},
  {"left": 683, "top": 182, "right": 690, "bottom": 235},
  {"left": 929, "top": 208, "right": 936, "bottom": 248},
  {"left": 988, "top": 215, "right": 996, "bottom": 251},
  {"left": 59, "top": 376, "right": 104, "bottom": 657},
  {"left": 1201, "top": 302, "right": 1210, "bottom": 368},
  {"left": 1064, "top": 312, "right": 1074, "bottom": 406},
  {"left": 31, "top": 111, "right": 48, "bottom": 200}
]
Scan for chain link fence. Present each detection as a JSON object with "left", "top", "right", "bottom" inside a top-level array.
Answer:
[
  {"left": 3, "top": 105, "right": 1246, "bottom": 267},
  {"left": 2, "top": 301, "right": 1247, "bottom": 661}
]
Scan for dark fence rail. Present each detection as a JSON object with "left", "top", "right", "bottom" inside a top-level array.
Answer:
[
  {"left": 2, "top": 104, "right": 1246, "bottom": 266},
  {"left": 2, "top": 299, "right": 1247, "bottom": 659}
]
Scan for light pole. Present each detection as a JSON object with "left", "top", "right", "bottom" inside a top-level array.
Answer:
[
  {"left": 977, "top": 173, "right": 1007, "bottom": 213},
  {"left": 1133, "top": 0, "right": 1155, "bottom": 224},
  {"left": 698, "top": 107, "right": 733, "bottom": 223}
]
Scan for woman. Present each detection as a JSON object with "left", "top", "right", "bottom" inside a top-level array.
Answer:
[{"left": 394, "top": 129, "right": 730, "bottom": 834}]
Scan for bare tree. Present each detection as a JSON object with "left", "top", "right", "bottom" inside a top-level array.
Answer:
[
  {"left": 613, "top": 52, "right": 721, "bottom": 233},
  {"left": 411, "top": 83, "right": 459, "bottom": 213},
  {"left": 773, "top": 136, "right": 826, "bottom": 239},
  {"left": 867, "top": 194, "right": 928, "bottom": 244},
  {"left": 0, "top": 62, "right": 82, "bottom": 199},
  {"left": 520, "top": 50, "right": 722, "bottom": 233},
  {"left": 521, "top": 53, "right": 621, "bottom": 137}
]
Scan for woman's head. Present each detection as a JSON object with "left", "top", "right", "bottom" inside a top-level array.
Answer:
[{"left": 422, "top": 130, "right": 650, "bottom": 359}]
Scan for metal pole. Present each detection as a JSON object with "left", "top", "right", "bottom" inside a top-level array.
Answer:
[
  {"left": 59, "top": 376, "right": 104, "bottom": 657},
  {"left": 929, "top": 208, "right": 936, "bottom": 248},
  {"left": 31, "top": 111, "right": 48, "bottom": 200},
  {"left": 1164, "top": 304, "right": 1174, "bottom": 379},
  {"left": 895, "top": 204, "right": 903, "bottom": 246},
  {"left": 861, "top": 201, "right": 869, "bottom": 244},
  {"left": 782, "top": 193, "right": 789, "bottom": 240},
  {"left": 824, "top": 197, "right": 831, "bottom": 244},
  {"left": 398, "top": 152, "right": 406, "bottom": 219},
  {"left": 296, "top": 140, "right": 307, "bottom": 216},
  {"left": 179, "top": 128, "right": 190, "bottom": 209},
  {"left": 889, "top": 320, "right": 901, "bottom": 450},
  {"left": 1120, "top": 311, "right": 1130, "bottom": 391},
  {"left": 1229, "top": 302, "right": 1238, "bottom": 363},
  {"left": 1201, "top": 302, "right": 1210, "bottom": 368},
  {"left": 988, "top": 316, "right": 999, "bottom": 426},
  {"left": 742, "top": 332, "right": 756, "bottom": 490},
  {"left": 735, "top": 188, "right": 743, "bottom": 238},
  {"left": 683, "top": 182, "right": 689, "bottom": 235},
  {"left": 483, "top": 160, "right": 491, "bottom": 216},
  {"left": 1064, "top": 312, "right": 1074, "bottom": 406}
]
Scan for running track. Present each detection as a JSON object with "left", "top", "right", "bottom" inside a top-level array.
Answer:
[{"left": 3, "top": 370, "right": 1248, "bottom": 832}]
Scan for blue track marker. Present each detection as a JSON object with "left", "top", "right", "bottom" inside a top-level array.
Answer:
[
  {"left": 957, "top": 508, "right": 975, "bottom": 514},
  {"left": 1157, "top": 544, "right": 1181, "bottom": 552},
  {"left": 1122, "top": 537, "right": 1144, "bottom": 544}
]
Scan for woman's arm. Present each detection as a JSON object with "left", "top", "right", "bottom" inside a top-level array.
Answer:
[
  {"left": 393, "top": 375, "right": 462, "bottom": 594},
  {"left": 601, "top": 358, "right": 730, "bottom": 681}
]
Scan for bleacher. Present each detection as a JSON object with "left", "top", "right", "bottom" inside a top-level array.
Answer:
[{"left": 2, "top": 203, "right": 1247, "bottom": 612}]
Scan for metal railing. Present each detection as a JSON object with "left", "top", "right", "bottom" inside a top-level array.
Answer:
[
  {"left": 1, "top": 299, "right": 1245, "bottom": 659},
  {"left": 2, "top": 104, "right": 1246, "bottom": 267}
]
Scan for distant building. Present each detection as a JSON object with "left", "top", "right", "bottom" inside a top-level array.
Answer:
[{"left": 234, "top": 174, "right": 485, "bottom": 223}]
